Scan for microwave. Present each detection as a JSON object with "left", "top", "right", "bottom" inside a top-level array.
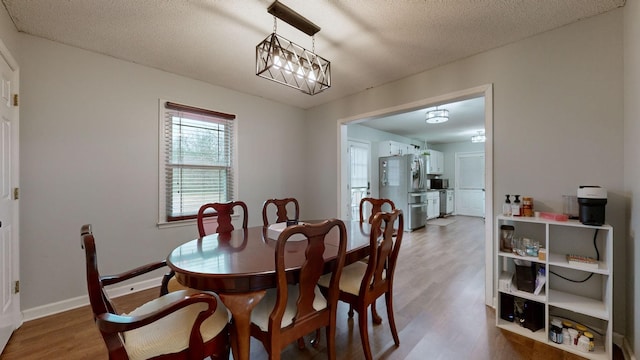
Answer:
[{"left": 429, "top": 179, "right": 449, "bottom": 189}]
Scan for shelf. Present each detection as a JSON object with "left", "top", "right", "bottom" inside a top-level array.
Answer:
[
  {"left": 547, "top": 341, "right": 609, "bottom": 360},
  {"left": 496, "top": 320, "right": 547, "bottom": 343},
  {"left": 495, "top": 215, "right": 612, "bottom": 359},
  {"left": 497, "top": 215, "right": 612, "bottom": 230},
  {"left": 498, "top": 251, "right": 545, "bottom": 265},
  {"left": 548, "top": 252, "right": 610, "bottom": 275},
  {"left": 498, "top": 287, "right": 546, "bottom": 303},
  {"left": 548, "top": 289, "right": 609, "bottom": 320}
]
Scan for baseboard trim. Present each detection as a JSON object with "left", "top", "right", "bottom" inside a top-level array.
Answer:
[{"left": 21, "top": 277, "right": 163, "bottom": 322}]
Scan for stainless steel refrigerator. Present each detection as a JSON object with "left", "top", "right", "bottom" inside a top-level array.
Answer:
[{"left": 379, "top": 154, "right": 428, "bottom": 231}]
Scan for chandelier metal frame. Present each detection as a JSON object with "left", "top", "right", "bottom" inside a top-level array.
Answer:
[{"left": 256, "top": 1, "right": 331, "bottom": 95}]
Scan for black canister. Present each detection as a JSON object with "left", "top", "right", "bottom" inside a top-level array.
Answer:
[{"left": 577, "top": 186, "right": 607, "bottom": 226}]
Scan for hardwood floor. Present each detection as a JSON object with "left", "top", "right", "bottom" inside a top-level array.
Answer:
[{"left": 0, "top": 216, "right": 623, "bottom": 359}]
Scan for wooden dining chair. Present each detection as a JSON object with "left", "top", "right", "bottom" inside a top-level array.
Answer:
[
  {"left": 162, "top": 201, "right": 249, "bottom": 295},
  {"left": 80, "top": 224, "right": 230, "bottom": 360},
  {"left": 318, "top": 209, "right": 404, "bottom": 360},
  {"left": 197, "top": 201, "right": 249, "bottom": 236},
  {"left": 262, "top": 197, "right": 300, "bottom": 226},
  {"left": 249, "top": 219, "right": 347, "bottom": 360},
  {"left": 359, "top": 197, "right": 396, "bottom": 224},
  {"left": 356, "top": 197, "right": 397, "bottom": 323}
]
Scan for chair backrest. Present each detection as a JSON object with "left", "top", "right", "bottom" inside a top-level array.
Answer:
[
  {"left": 81, "top": 224, "right": 115, "bottom": 318},
  {"left": 359, "top": 197, "right": 396, "bottom": 224},
  {"left": 361, "top": 209, "right": 404, "bottom": 295},
  {"left": 262, "top": 198, "right": 300, "bottom": 226},
  {"left": 81, "top": 224, "right": 134, "bottom": 357},
  {"left": 271, "top": 219, "right": 347, "bottom": 335},
  {"left": 197, "top": 201, "right": 248, "bottom": 237}
]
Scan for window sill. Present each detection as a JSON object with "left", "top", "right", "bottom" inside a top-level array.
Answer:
[{"left": 157, "top": 219, "right": 196, "bottom": 229}]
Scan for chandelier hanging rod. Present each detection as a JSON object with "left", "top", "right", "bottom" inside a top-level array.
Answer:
[{"left": 267, "top": 1, "right": 320, "bottom": 36}]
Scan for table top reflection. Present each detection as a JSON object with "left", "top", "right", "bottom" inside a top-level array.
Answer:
[{"left": 166, "top": 220, "right": 372, "bottom": 294}]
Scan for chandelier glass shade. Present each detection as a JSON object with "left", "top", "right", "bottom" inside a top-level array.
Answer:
[
  {"left": 471, "top": 131, "right": 486, "bottom": 143},
  {"left": 425, "top": 108, "right": 449, "bottom": 124},
  {"left": 256, "top": 33, "right": 331, "bottom": 95}
]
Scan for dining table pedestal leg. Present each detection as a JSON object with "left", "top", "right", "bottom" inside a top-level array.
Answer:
[{"left": 219, "top": 290, "right": 266, "bottom": 360}]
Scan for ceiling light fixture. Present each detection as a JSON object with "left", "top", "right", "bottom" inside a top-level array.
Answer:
[
  {"left": 256, "top": 1, "right": 331, "bottom": 95},
  {"left": 471, "top": 131, "right": 486, "bottom": 143},
  {"left": 425, "top": 107, "right": 449, "bottom": 124}
]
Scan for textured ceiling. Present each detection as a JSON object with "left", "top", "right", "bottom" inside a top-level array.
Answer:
[{"left": 1, "top": 0, "right": 625, "bottom": 142}]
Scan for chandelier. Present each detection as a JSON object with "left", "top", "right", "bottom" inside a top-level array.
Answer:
[
  {"left": 471, "top": 131, "right": 486, "bottom": 143},
  {"left": 425, "top": 107, "right": 449, "bottom": 124},
  {"left": 256, "top": 1, "right": 331, "bottom": 95}
]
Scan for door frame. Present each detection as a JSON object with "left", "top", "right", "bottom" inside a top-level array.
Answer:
[
  {"left": 0, "top": 37, "right": 20, "bottom": 353},
  {"left": 338, "top": 84, "right": 494, "bottom": 306}
]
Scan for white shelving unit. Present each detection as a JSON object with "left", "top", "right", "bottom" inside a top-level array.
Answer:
[{"left": 495, "top": 215, "right": 613, "bottom": 360}]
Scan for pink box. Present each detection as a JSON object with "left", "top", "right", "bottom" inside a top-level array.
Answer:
[{"left": 539, "top": 212, "right": 569, "bottom": 221}]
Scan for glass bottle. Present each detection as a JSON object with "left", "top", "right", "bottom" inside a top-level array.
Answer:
[
  {"left": 503, "top": 195, "right": 512, "bottom": 216},
  {"left": 512, "top": 195, "right": 522, "bottom": 216}
]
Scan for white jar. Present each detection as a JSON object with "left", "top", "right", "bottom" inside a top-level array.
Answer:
[
  {"left": 562, "top": 328, "right": 570, "bottom": 345},
  {"left": 568, "top": 328, "right": 579, "bottom": 346},
  {"left": 578, "top": 335, "right": 591, "bottom": 352}
]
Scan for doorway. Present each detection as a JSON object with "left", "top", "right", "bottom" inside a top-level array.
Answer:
[
  {"left": 347, "top": 140, "right": 371, "bottom": 221},
  {"left": 338, "top": 84, "right": 494, "bottom": 306},
  {"left": 455, "top": 151, "right": 485, "bottom": 217}
]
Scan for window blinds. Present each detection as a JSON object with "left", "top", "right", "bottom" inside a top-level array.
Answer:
[{"left": 163, "top": 102, "right": 235, "bottom": 221}]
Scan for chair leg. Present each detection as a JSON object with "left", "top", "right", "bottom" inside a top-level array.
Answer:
[
  {"left": 326, "top": 323, "right": 337, "bottom": 360},
  {"left": 297, "top": 337, "right": 306, "bottom": 350},
  {"left": 371, "top": 299, "right": 382, "bottom": 325},
  {"left": 310, "top": 329, "right": 321, "bottom": 348},
  {"left": 357, "top": 305, "right": 373, "bottom": 360},
  {"left": 385, "top": 291, "right": 400, "bottom": 346},
  {"left": 348, "top": 304, "right": 354, "bottom": 318}
]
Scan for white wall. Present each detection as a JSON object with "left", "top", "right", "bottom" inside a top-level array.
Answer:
[
  {"left": 624, "top": 0, "right": 640, "bottom": 355},
  {"left": 306, "top": 9, "right": 627, "bottom": 337},
  {"left": 17, "top": 35, "right": 308, "bottom": 310},
  {"left": 430, "top": 141, "right": 485, "bottom": 184}
]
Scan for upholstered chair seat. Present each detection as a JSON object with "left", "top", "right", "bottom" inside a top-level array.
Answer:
[
  {"left": 123, "top": 290, "right": 230, "bottom": 360},
  {"left": 250, "top": 285, "right": 327, "bottom": 331}
]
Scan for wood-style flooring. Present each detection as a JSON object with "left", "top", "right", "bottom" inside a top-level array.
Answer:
[{"left": 0, "top": 216, "right": 623, "bottom": 359}]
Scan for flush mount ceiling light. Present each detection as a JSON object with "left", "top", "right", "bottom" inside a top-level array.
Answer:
[
  {"left": 256, "top": 1, "right": 331, "bottom": 95},
  {"left": 425, "top": 107, "right": 449, "bottom": 124},
  {"left": 471, "top": 131, "right": 486, "bottom": 143}
]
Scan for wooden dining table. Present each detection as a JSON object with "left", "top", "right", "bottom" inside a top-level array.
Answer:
[{"left": 166, "top": 219, "right": 373, "bottom": 360}]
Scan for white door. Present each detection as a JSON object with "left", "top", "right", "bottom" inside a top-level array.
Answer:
[
  {"left": 0, "top": 43, "right": 19, "bottom": 353},
  {"left": 455, "top": 152, "right": 485, "bottom": 217},
  {"left": 347, "top": 141, "right": 370, "bottom": 221}
]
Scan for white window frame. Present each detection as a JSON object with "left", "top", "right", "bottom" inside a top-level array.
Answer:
[{"left": 157, "top": 99, "right": 237, "bottom": 227}]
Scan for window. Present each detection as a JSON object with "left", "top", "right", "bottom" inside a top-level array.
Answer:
[{"left": 160, "top": 101, "right": 235, "bottom": 223}]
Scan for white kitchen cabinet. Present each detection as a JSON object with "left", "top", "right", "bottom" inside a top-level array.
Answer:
[
  {"left": 426, "top": 150, "right": 444, "bottom": 174},
  {"left": 426, "top": 191, "right": 440, "bottom": 219},
  {"left": 445, "top": 189, "right": 454, "bottom": 214},
  {"left": 378, "top": 140, "right": 414, "bottom": 157},
  {"left": 495, "top": 215, "right": 613, "bottom": 360}
]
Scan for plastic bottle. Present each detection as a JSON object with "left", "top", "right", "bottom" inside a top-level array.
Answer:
[
  {"left": 512, "top": 195, "right": 522, "bottom": 216},
  {"left": 562, "top": 320, "right": 573, "bottom": 345},
  {"left": 583, "top": 331, "right": 595, "bottom": 352},
  {"left": 549, "top": 318, "right": 563, "bottom": 344},
  {"left": 578, "top": 334, "right": 590, "bottom": 352},
  {"left": 503, "top": 195, "right": 512, "bottom": 216},
  {"left": 523, "top": 196, "right": 533, "bottom": 216}
]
